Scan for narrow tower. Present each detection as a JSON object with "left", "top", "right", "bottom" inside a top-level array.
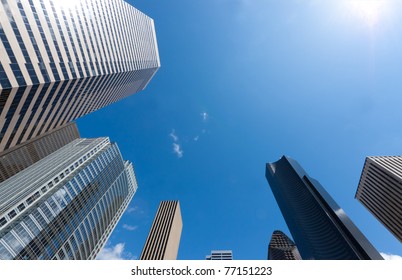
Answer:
[{"left": 140, "top": 201, "right": 182, "bottom": 260}]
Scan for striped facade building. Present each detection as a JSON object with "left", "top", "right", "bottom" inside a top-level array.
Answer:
[
  {"left": 268, "top": 230, "right": 301, "bottom": 260},
  {"left": 0, "top": 137, "right": 137, "bottom": 259},
  {"left": 140, "top": 201, "right": 182, "bottom": 260},
  {"left": 0, "top": 0, "right": 160, "bottom": 152},
  {"left": 356, "top": 156, "right": 402, "bottom": 243},
  {"left": 265, "top": 156, "right": 383, "bottom": 260},
  {"left": 0, "top": 122, "right": 79, "bottom": 182}
]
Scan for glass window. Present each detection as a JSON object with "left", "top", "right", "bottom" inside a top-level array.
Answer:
[
  {"left": 8, "top": 210, "right": 17, "bottom": 219},
  {"left": 3, "top": 232, "right": 23, "bottom": 254},
  {"left": 17, "top": 204, "right": 26, "bottom": 212},
  {"left": 23, "top": 217, "right": 40, "bottom": 236},
  {"left": 0, "top": 217, "right": 7, "bottom": 227},
  {"left": 0, "top": 242, "right": 14, "bottom": 260}
]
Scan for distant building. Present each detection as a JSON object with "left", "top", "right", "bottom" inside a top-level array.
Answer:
[
  {"left": 0, "top": 122, "right": 79, "bottom": 182},
  {"left": 206, "top": 250, "right": 233, "bottom": 260},
  {"left": 265, "top": 156, "right": 383, "bottom": 260},
  {"left": 140, "top": 201, "right": 182, "bottom": 260},
  {"left": 0, "top": 137, "right": 137, "bottom": 259},
  {"left": 356, "top": 156, "right": 402, "bottom": 243},
  {"left": 268, "top": 230, "right": 301, "bottom": 260},
  {"left": 0, "top": 0, "right": 160, "bottom": 153}
]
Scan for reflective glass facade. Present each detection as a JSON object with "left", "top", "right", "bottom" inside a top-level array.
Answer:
[
  {"left": 0, "top": 137, "right": 137, "bottom": 259},
  {"left": 268, "top": 230, "right": 301, "bottom": 260},
  {"left": 265, "top": 156, "right": 383, "bottom": 260},
  {"left": 0, "top": 0, "right": 160, "bottom": 152}
]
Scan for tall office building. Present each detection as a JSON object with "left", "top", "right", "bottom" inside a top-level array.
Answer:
[
  {"left": 0, "top": 0, "right": 160, "bottom": 152},
  {"left": 265, "top": 156, "right": 383, "bottom": 260},
  {"left": 0, "top": 137, "right": 137, "bottom": 259},
  {"left": 140, "top": 201, "right": 182, "bottom": 260},
  {"left": 268, "top": 230, "right": 301, "bottom": 260},
  {"left": 356, "top": 156, "right": 402, "bottom": 243},
  {"left": 206, "top": 250, "right": 233, "bottom": 260},
  {"left": 0, "top": 122, "right": 79, "bottom": 182}
]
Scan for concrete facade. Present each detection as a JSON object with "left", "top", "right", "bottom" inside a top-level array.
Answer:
[
  {"left": 140, "top": 201, "right": 182, "bottom": 260},
  {"left": 0, "top": 0, "right": 160, "bottom": 152},
  {"left": 356, "top": 156, "right": 402, "bottom": 243}
]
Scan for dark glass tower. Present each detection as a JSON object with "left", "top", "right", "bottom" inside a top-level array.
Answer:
[
  {"left": 0, "top": 137, "right": 137, "bottom": 259},
  {"left": 265, "top": 156, "right": 383, "bottom": 260},
  {"left": 268, "top": 230, "right": 302, "bottom": 260}
]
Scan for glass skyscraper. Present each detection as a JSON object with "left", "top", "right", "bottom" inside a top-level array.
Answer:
[
  {"left": 265, "top": 156, "right": 383, "bottom": 260},
  {"left": 0, "top": 137, "right": 137, "bottom": 260},
  {"left": 268, "top": 230, "right": 301, "bottom": 260},
  {"left": 0, "top": 0, "right": 160, "bottom": 153}
]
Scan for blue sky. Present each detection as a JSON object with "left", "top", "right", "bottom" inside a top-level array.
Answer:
[{"left": 78, "top": 0, "right": 402, "bottom": 260}]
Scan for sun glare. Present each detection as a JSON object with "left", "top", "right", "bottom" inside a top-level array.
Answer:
[{"left": 346, "top": 0, "right": 388, "bottom": 28}]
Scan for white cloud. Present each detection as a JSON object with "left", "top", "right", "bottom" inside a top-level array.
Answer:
[
  {"left": 122, "top": 224, "right": 138, "bottom": 231},
  {"left": 173, "top": 143, "right": 183, "bottom": 158},
  {"left": 97, "top": 243, "right": 125, "bottom": 260},
  {"left": 126, "top": 206, "right": 138, "bottom": 213},
  {"left": 380, "top": 252, "right": 402, "bottom": 260},
  {"left": 201, "top": 112, "right": 208, "bottom": 121},
  {"left": 194, "top": 136, "right": 199, "bottom": 141},
  {"left": 169, "top": 129, "right": 179, "bottom": 142},
  {"left": 169, "top": 129, "right": 183, "bottom": 158}
]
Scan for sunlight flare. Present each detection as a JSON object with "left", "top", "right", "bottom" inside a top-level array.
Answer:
[{"left": 345, "top": 0, "right": 389, "bottom": 27}]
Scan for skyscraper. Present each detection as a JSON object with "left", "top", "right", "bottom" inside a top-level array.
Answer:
[
  {"left": 265, "top": 156, "right": 383, "bottom": 260},
  {"left": 140, "top": 201, "right": 182, "bottom": 260},
  {"left": 356, "top": 156, "right": 402, "bottom": 243},
  {"left": 206, "top": 250, "right": 233, "bottom": 260},
  {"left": 0, "top": 0, "right": 160, "bottom": 152},
  {"left": 0, "top": 122, "right": 79, "bottom": 182},
  {"left": 0, "top": 137, "right": 137, "bottom": 259},
  {"left": 268, "top": 230, "right": 302, "bottom": 260}
]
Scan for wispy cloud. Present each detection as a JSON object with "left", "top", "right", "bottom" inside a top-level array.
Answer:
[
  {"left": 201, "top": 112, "right": 208, "bottom": 121},
  {"left": 170, "top": 129, "right": 183, "bottom": 158},
  {"left": 122, "top": 224, "right": 138, "bottom": 231},
  {"left": 97, "top": 243, "right": 126, "bottom": 260},
  {"left": 194, "top": 136, "right": 199, "bottom": 141},
  {"left": 169, "top": 129, "right": 179, "bottom": 142},
  {"left": 381, "top": 252, "right": 402, "bottom": 260},
  {"left": 126, "top": 206, "right": 138, "bottom": 213},
  {"left": 173, "top": 143, "right": 183, "bottom": 158}
]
